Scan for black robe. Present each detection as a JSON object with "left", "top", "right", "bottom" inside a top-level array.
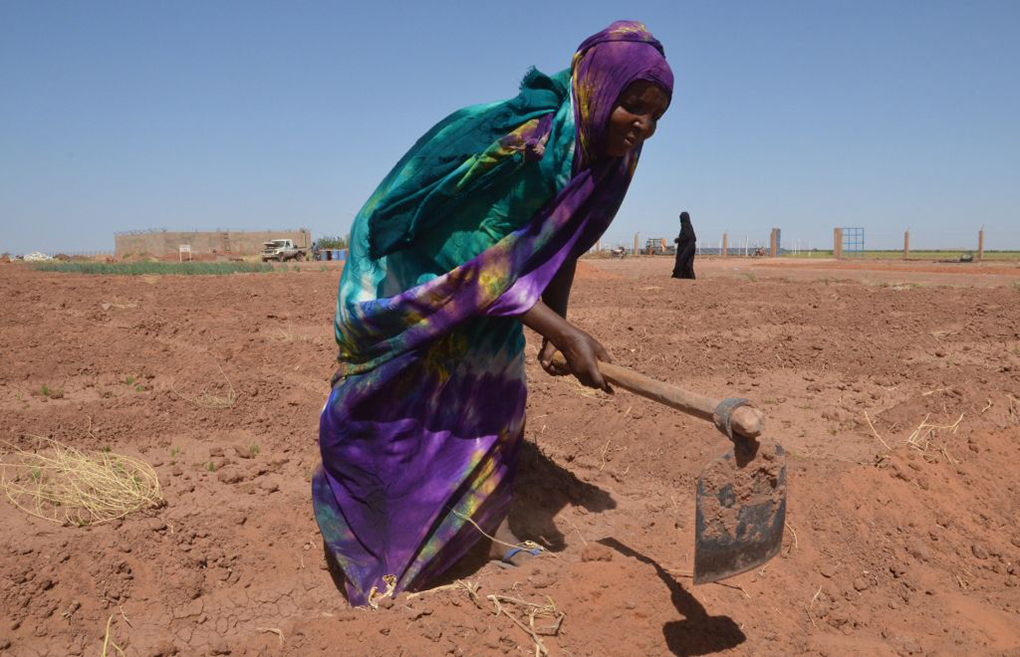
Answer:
[{"left": 671, "top": 217, "right": 696, "bottom": 279}]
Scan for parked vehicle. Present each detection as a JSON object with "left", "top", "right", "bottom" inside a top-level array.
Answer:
[
  {"left": 261, "top": 239, "right": 307, "bottom": 262},
  {"left": 644, "top": 238, "right": 675, "bottom": 255}
]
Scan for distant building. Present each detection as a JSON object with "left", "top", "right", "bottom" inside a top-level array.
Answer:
[{"left": 114, "top": 229, "right": 311, "bottom": 258}]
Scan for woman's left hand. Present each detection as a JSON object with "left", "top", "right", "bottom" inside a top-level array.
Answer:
[{"left": 538, "top": 338, "right": 571, "bottom": 376}]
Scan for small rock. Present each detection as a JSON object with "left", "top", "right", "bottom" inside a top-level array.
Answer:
[
  {"left": 407, "top": 607, "right": 433, "bottom": 621},
  {"left": 171, "top": 465, "right": 183, "bottom": 477},
  {"left": 422, "top": 622, "right": 443, "bottom": 642},
  {"left": 820, "top": 564, "right": 839, "bottom": 578},
  {"left": 259, "top": 480, "right": 279, "bottom": 493},
  {"left": 210, "top": 640, "right": 231, "bottom": 655},
  {"left": 891, "top": 634, "right": 921, "bottom": 654},
  {"left": 233, "top": 444, "right": 253, "bottom": 459},
  {"left": 209, "top": 447, "right": 224, "bottom": 458},
  {"left": 852, "top": 577, "right": 870, "bottom": 592},
  {"left": 581, "top": 543, "right": 614, "bottom": 563},
  {"left": 531, "top": 573, "right": 555, "bottom": 589},
  {"left": 907, "top": 541, "right": 930, "bottom": 561},
  {"left": 147, "top": 641, "right": 178, "bottom": 657},
  {"left": 972, "top": 544, "right": 989, "bottom": 560},
  {"left": 217, "top": 470, "right": 243, "bottom": 485}
]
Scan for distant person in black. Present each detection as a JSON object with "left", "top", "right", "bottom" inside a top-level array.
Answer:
[{"left": 671, "top": 211, "right": 696, "bottom": 279}]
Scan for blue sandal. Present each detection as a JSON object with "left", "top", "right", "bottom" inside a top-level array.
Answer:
[{"left": 499, "top": 544, "right": 543, "bottom": 567}]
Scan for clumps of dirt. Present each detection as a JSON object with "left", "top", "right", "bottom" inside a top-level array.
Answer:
[{"left": 1, "top": 259, "right": 1019, "bottom": 655}]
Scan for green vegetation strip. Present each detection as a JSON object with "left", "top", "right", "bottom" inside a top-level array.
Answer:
[
  {"left": 782, "top": 250, "right": 1020, "bottom": 260},
  {"left": 31, "top": 262, "right": 275, "bottom": 275}
]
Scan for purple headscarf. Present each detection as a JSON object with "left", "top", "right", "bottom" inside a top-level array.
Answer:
[{"left": 572, "top": 20, "right": 675, "bottom": 171}]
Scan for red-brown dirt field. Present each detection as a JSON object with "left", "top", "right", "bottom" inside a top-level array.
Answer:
[{"left": 2, "top": 256, "right": 1019, "bottom": 656}]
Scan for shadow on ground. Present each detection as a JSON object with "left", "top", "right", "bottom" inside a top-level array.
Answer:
[{"left": 600, "top": 537, "right": 746, "bottom": 656}]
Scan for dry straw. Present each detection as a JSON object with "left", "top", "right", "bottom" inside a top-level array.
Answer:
[
  {"left": 487, "top": 593, "right": 564, "bottom": 657},
  {"left": 906, "top": 412, "right": 964, "bottom": 453},
  {"left": 0, "top": 436, "right": 163, "bottom": 526}
]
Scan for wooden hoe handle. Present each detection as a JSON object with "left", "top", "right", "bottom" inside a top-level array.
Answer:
[{"left": 550, "top": 352, "right": 763, "bottom": 439}]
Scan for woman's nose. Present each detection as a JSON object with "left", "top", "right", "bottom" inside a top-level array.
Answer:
[{"left": 633, "top": 115, "right": 653, "bottom": 136}]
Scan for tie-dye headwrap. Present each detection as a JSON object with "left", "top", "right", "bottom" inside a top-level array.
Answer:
[{"left": 572, "top": 20, "right": 675, "bottom": 170}]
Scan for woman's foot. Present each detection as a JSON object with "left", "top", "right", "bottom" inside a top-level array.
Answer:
[{"left": 488, "top": 518, "right": 541, "bottom": 567}]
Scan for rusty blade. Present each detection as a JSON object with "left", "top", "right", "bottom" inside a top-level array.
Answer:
[{"left": 694, "top": 440, "right": 787, "bottom": 584}]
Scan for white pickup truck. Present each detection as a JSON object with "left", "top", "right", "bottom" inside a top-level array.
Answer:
[{"left": 261, "top": 239, "right": 307, "bottom": 262}]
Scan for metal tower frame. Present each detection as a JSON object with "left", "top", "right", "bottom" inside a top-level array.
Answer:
[{"left": 841, "top": 227, "right": 865, "bottom": 257}]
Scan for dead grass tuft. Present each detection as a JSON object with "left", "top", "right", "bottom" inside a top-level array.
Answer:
[
  {"left": 101, "top": 614, "right": 125, "bottom": 656},
  {"left": 488, "top": 592, "right": 564, "bottom": 656},
  {"left": 906, "top": 412, "right": 964, "bottom": 454},
  {"left": 0, "top": 436, "right": 163, "bottom": 526},
  {"left": 170, "top": 363, "right": 236, "bottom": 408}
]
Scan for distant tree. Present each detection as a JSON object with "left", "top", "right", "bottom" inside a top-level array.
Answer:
[{"left": 316, "top": 235, "right": 348, "bottom": 250}]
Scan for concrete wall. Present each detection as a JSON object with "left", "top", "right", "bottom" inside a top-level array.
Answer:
[{"left": 115, "top": 229, "right": 311, "bottom": 258}]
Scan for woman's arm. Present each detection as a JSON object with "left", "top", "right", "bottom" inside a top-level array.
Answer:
[{"left": 541, "top": 258, "right": 576, "bottom": 319}]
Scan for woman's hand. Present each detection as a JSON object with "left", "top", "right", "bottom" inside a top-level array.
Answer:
[
  {"left": 538, "top": 338, "right": 570, "bottom": 376},
  {"left": 539, "top": 329, "right": 613, "bottom": 393},
  {"left": 519, "top": 298, "right": 613, "bottom": 392}
]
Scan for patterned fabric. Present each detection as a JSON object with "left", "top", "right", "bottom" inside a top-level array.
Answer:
[{"left": 313, "top": 20, "right": 673, "bottom": 606}]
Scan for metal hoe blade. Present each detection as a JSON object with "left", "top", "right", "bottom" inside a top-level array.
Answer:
[{"left": 694, "top": 440, "right": 787, "bottom": 584}]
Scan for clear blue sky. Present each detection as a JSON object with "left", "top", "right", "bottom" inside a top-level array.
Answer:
[{"left": 2, "top": 1, "right": 1018, "bottom": 254}]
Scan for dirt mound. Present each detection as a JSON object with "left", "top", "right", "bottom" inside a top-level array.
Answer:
[
  {"left": 574, "top": 258, "right": 619, "bottom": 281},
  {"left": 1, "top": 260, "right": 1018, "bottom": 655}
]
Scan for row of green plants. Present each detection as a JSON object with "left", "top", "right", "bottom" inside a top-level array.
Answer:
[{"left": 31, "top": 261, "right": 275, "bottom": 275}]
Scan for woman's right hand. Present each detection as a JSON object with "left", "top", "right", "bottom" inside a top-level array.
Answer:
[{"left": 542, "top": 327, "right": 614, "bottom": 393}]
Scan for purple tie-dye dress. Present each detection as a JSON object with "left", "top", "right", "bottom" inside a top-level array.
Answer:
[{"left": 313, "top": 21, "right": 674, "bottom": 605}]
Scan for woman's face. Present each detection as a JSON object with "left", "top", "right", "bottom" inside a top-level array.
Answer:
[{"left": 605, "top": 80, "right": 670, "bottom": 158}]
